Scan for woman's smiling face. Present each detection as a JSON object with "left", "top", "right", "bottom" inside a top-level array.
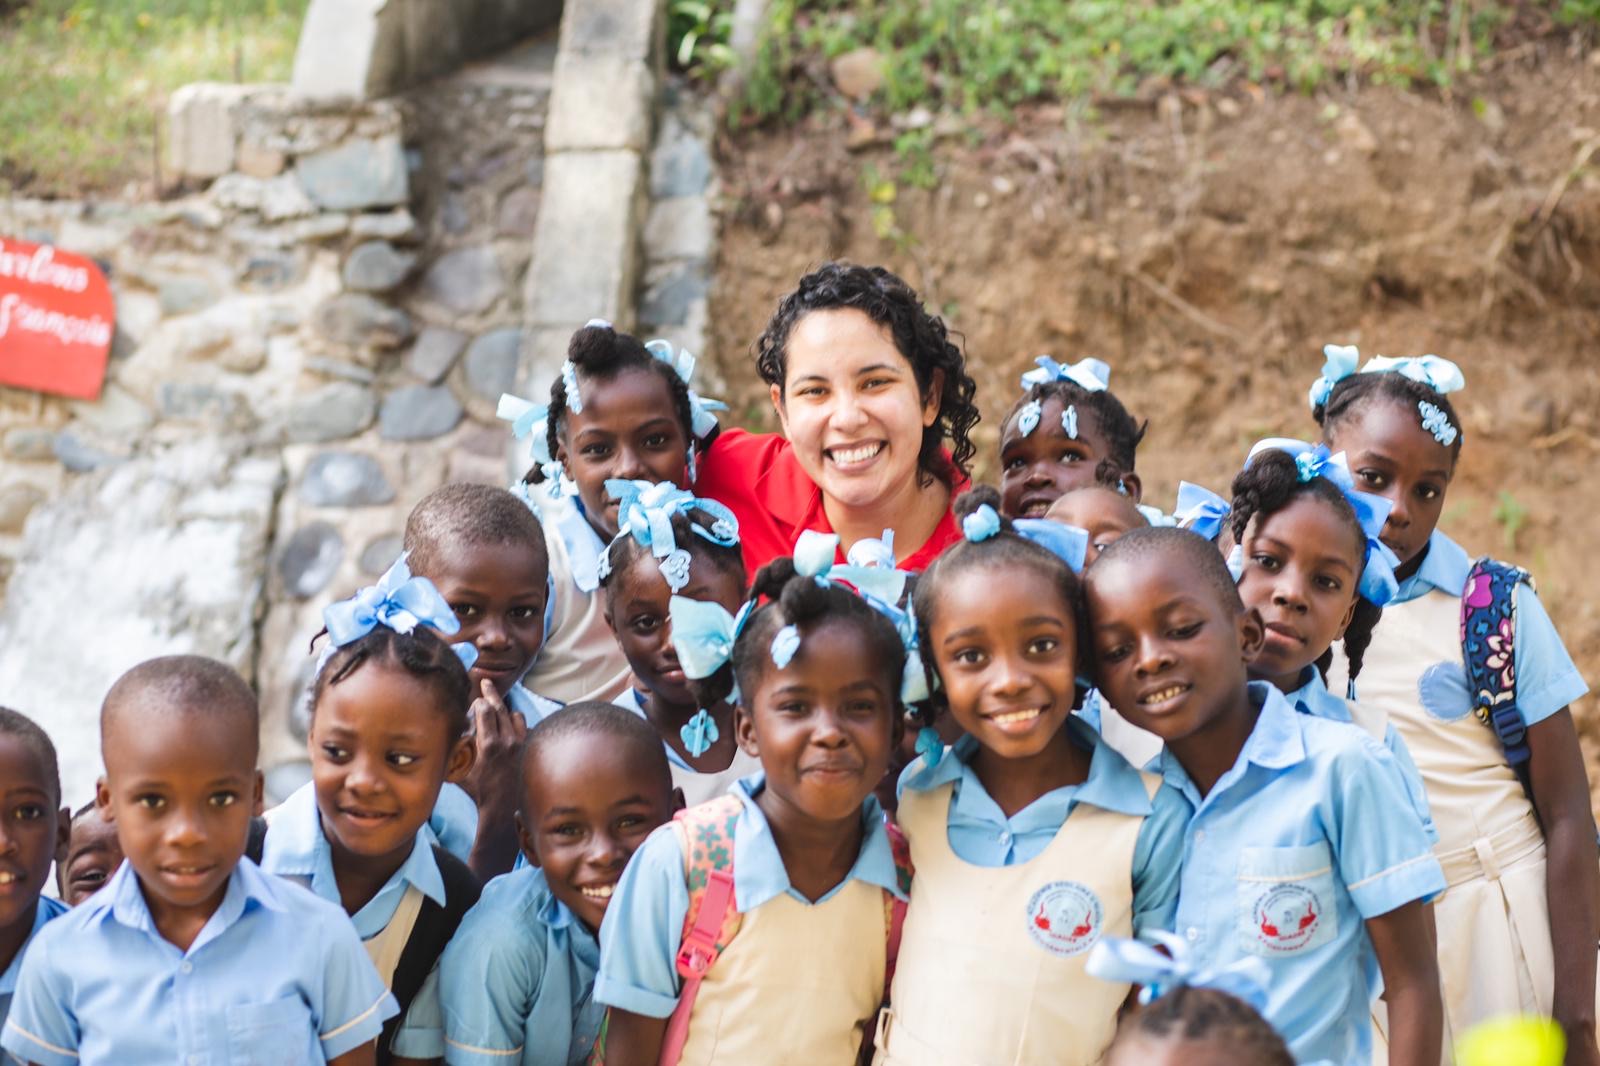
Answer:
[{"left": 770, "top": 308, "right": 941, "bottom": 514}]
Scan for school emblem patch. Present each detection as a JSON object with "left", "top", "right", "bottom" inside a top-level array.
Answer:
[
  {"left": 1025, "top": 881, "right": 1103, "bottom": 957},
  {"left": 1250, "top": 883, "right": 1323, "bottom": 953}
]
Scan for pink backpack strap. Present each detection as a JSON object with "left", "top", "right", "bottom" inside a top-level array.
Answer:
[{"left": 658, "top": 794, "right": 745, "bottom": 1066}]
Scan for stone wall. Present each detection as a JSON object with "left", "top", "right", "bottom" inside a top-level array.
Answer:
[{"left": 0, "top": 53, "right": 553, "bottom": 806}]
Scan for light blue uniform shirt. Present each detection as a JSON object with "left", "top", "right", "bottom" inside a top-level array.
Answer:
[
  {"left": 594, "top": 773, "right": 907, "bottom": 1019},
  {"left": 0, "top": 896, "right": 66, "bottom": 1042},
  {"left": 1165, "top": 682, "right": 1444, "bottom": 1066},
  {"left": 1392, "top": 530, "right": 1587, "bottom": 726},
  {"left": 261, "top": 780, "right": 452, "bottom": 1058},
  {"left": 1288, "top": 668, "right": 1438, "bottom": 844},
  {"left": 1, "top": 860, "right": 395, "bottom": 1066},
  {"left": 508, "top": 683, "right": 564, "bottom": 724},
  {"left": 440, "top": 867, "right": 600, "bottom": 1066},
  {"left": 898, "top": 717, "right": 1187, "bottom": 934}
]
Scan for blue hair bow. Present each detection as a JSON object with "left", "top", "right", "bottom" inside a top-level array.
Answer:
[
  {"left": 322, "top": 555, "right": 478, "bottom": 669},
  {"left": 1243, "top": 438, "right": 1401, "bottom": 605},
  {"left": 1307, "top": 343, "right": 1361, "bottom": 411},
  {"left": 1014, "top": 519, "right": 1090, "bottom": 574},
  {"left": 605, "top": 479, "right": 740, "bottom": 593},
  {"left": 1086, "top": 931, "right": 1271, "bottom": 1015},
  {"left": 1019, "top": 355, "right": 1110, "bottom": 393},
  {"left": 496, "top": 392, "right": 573, "bottom": 496},
  {"left": 1361, "top": 353, "right": 1466, "bottom": 396},
  {"left": 644, "top": 339, "right": 729, "bottom": 441},
  {"left": 792, "top": 529, "right": 909, "bottom": 606},
  {"left": 1136, "top": 504, "right": 1177, "bottom": 528},
  {"left": 1174, "top": 482, "right": 1230, "bottom": 541},
  {"left": 846, "top": 529, "right": 896, "bottom": 570},
  {"left": 669, "top": 595, "right": 756, "bottom": 681}
]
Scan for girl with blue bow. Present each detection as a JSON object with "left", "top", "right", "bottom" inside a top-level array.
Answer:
[
  {"left": 873, "top": 487, "right": 1187, "bottom": 1066},
  {"left": 261, "top": 560, "right": 483, "bottom": 1064},
  {"left": 1312, "top": 347, "right": 1600, "bottom": 1060},
  {"left": 497, "top": 321, "right": 725, "bottom": 707},
  {"left": 999, "top": 354, "right": 1148, "bottom": 519},
  {"left": 596, "top": 479, "right": 764, "bottom": 806}
]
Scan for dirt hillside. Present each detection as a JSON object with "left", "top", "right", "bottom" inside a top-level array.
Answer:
[{"left": 703, "top": 52, "right": 1600, "bottom": 804}]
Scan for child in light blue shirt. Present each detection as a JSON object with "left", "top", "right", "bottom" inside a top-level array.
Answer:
[
  {"left": 440, "top": 703, "right": 675, "bottom": 1066},
  {"left": 0, "top": 709, "right": 68, "bottom": 1039},
  {"left": 2, "top": 656, "right": 394, "bottom": 1066}
]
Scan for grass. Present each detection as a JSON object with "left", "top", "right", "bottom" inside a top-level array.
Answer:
[
  {"left": 733, "top": 1, "right": 1595, "bottom": 125},
  {"left": 0, "top": 0, "right": 308, "bottom": 196}
]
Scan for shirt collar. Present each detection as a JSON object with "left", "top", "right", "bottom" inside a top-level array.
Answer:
[
  {"left": 0, "top": 896, "right": 65, "bottom": 994},
  {"left": 1394, "top": 529, "right": 1471, "bottom": 602},
  {"left": 1287, "top": 667, "right": 1353, "bottom": 724},
  {"left": 904, "top": 717, "right": 1153, "bottom": 818},
  {"left": 508, "top": 683, "right": 563, "bottom": 722},
  {"left": 264, "top": 782, "right": 447, "bottom": 908},
  {"left": 1155, "top": 682, "right": 1307, "bottom": 804},
  {"left": 94, "top": 857, "right": 285, "bottom": 952},
  {"left": 729, "top": 773, "right": 906, "bottom": 911},
  {"left": 548, "top": 494, "right": 607, "bottom": 593}
]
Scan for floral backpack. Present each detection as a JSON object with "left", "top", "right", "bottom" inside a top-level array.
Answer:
[
  {"left": 1461, "top": 558, "right": 1535, "bottom": 800},
  {"left": 590, "top": 792, "right": 913, "bottom": 1066}
]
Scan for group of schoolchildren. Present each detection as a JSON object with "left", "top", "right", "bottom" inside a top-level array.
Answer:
[{"left": 0, "top": 275, "right": 1593, "bottom": 1066}]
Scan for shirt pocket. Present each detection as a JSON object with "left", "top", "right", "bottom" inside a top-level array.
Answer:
[
  {"left": 226, "top": 995, "right": 316, "bottom": 1066},
  {"left": 1235, "top": 843, "right": 1339, "bottom": 958}
]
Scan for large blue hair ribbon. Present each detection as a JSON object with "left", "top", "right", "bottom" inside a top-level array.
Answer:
[
  {"left": 1361, "top": 353, "right": 1465, "bottom": 396},
  {"left": 668, "top": 596, "right": 755, "bottom": 681},
  {"left": 1307, "top": 343, "right": 1361, "bottom": 411},
  {"left": 792, "top": 529, "right": 909, "bottom": 606},
  {"left": 1174, "top": 482, "right": 1230, "bottom": 541},
  {"left": 1243, "top": 438, "right": 1401, "bottom": 605},
  {"left": 497, "top": 392, "right": 571, "bottom": 495},
  {"left": 322, "top": 554, "right": 478, "bottom": 669},
  {"left": 1086, "top": 930, "right": 1271, "bottom": 1015},
  {"left": 603, "top": 479, "right": 740, "bottom": 593},
  {"left": 1019, "top": 355, "right": 1110, "bottom": 393},
  {"left": 645, "top": 338, "right": 729, "bottom": 441},
  {"left": 1013, "top": 519, "right": 1089, "bottom": 574}
]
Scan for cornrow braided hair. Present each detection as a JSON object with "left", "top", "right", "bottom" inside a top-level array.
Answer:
[
  {"left": 1116, "top": 985, "right": 1293, "bottom": 1066},
  {"left": 685, "top": 555, "right": 906, "bottom": 716},
  {"left": 1313, "top": 369, "right": 1463, "bottom": 465},
  {"left": 312, "top": 627, "right": 472, "bottom": 740},
  {"left": 755, "top": 262, "right": 980, "bottom": 490},
  {"left": 1229, "top": 449, "right": 1382, "bottom": 685},
  {"left": 1002, "top": 380, "right": 1147, "bottom": 473},
  {"left": 526, "top": 322, "right": 699, "bottom": 485},
  {"left": 909, "top": 485, "right": 1083, "bottom": 731}
]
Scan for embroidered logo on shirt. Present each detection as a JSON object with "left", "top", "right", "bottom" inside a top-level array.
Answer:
[
  {"left": 1249, "top": 883, "right": 1322, "bottom": 953},
  {"left": 1025, "top": 881, "right": 1103, "bottom": 957},
  {"left": 1418, "top": 661, "right": 1473, "bottom": 722}
]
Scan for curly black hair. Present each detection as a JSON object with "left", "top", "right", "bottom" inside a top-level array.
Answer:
[
  {"left": 1002, "top": 378, "right": 1147, "bottom": 473},
  {"left": 755, "top": 262, "right": 980, "bottom": 490},
  {"left": 599, "top": 508, "right": 747, "bottom": 607},
  {"left": 312, "top": 627, "right": 472, "bottom": 740},
  {"left": 686, "top": 555, "right": 906, "bottom": 715},
  {"left": 526, "top": 322, "right": 699, "bottom": 486},
  {"left": 1113, "top": 985, "right": 1292, "bottom": 1066},
  {"left": 1229, "top": 448, "right": 1382, "bottom": 685},
  {"left": 909, "top": 486, "right": 1083, "bottom": 730},
  {"left": 1312, "top": 365, "right": 1463, "bottom": 466}
]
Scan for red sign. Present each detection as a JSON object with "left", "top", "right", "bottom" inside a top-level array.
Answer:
[{"left": 0, "top": 237, "right": 115, "bottom": 400}]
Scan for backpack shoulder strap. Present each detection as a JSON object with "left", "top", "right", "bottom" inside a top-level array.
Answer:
[
  {"left": 377, "top": 846, "right": 483, "bottom": 1065},
  {"left": 881, "top": 816, "right": 912, "bottom": 993},
  {"left": 659, "top": 794, "right": 745, "bottom": 1066},
  {"left": 1460, "top": 556, "right": 1536, "bottom": 799}
]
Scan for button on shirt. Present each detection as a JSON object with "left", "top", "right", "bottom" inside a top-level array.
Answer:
[
  {"left": 1389, "top": 530, "right": 1587, "bottom": 725},
  {"left": 1164, "top": 682, "right": 1444, "bottom": 1066},
  {"left": 0, "top": 897, "right": 65, "bottom": 1035},
  {"left": 1288, "top": 667, "right": 1438, "bottom": 844},
  {"left": 594, "top": 773, "right": 907, "bottom": 1019},
  {"left": 1, "top": 860, "right": 395, "bottom": 1066},
  {"left": 898, "top": 717, "right": 1187, "bottom": 934},
  {"left": 261, "top": 781, "right": 450, "bottom": 1057},
  {"left": 440, "top": 867, "right": 600, "bottom": 1066}
]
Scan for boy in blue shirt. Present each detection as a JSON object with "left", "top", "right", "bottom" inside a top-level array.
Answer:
[
  {"left": 439, "top": 702, "right": 675, "bottom": 1066},
  {"left": 0, "top": 708, "right": 68, "bottom": 1037},
  {"left": 1084, "top": 528, "right": 1444, "bottom": 1066},
  {"left": 2, "top": 656, "right": 396, "bottom": 1066}
]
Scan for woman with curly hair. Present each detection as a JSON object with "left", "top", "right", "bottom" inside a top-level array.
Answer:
[{"left": 695, "top": 262, "right": 981, "bottom": 573}]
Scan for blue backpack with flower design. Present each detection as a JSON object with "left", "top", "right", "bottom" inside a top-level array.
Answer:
[{"left": 1460, "top": 557, "right": 1536, "bottom": 801}]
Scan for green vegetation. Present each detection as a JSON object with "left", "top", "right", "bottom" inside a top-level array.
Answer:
[
  {"left": 731, "top": 1, "right": 1594, "bottom": 124},
  {"left": 0, "top": 0, "right": 308, "bottom": 195}
]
